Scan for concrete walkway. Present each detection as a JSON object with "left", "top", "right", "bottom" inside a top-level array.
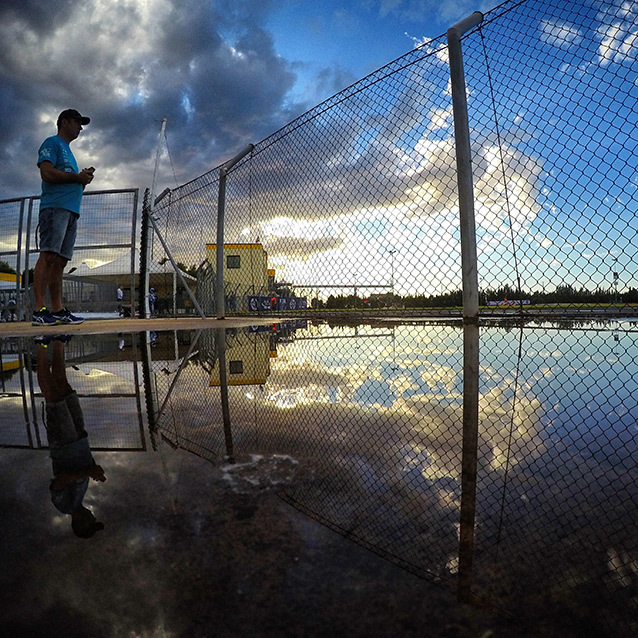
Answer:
[{"left": 0, "top": 315, "right": 285, "bottom": 338}]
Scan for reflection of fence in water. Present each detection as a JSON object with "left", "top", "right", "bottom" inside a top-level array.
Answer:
[
  {"left": 0, "top": 335, "right": 147, "bottom": 452},
  {"left": 148, "top": 319, "right": 637, "bottom": 627}
]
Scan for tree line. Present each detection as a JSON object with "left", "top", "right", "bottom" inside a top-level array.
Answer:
[{"left": 310, "top": 283, "right": 638, "bottom": 309}]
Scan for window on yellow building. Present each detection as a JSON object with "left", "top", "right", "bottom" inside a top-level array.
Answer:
[{"left": 229, "top": 360, "right": 244, "bottom": 374}]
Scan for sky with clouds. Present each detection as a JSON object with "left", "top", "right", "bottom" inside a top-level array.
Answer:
[
  {"left": 0, "top": 0, "right": 496, "bottom": 200},
  {"left": 1, "top": 0, "right": 636, "bottom": 299},
  {"left": 166, "top": 0, "right": 634, "bottom": 298}
]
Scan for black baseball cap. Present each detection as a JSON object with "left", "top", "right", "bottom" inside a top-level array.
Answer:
[{"left": 57, "top": 109, "right": 91, "bottom": 126}]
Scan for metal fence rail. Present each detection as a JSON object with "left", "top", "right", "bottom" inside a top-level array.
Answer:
[{"left": 151, "top": 0, "right": 637, "bottom": 320}]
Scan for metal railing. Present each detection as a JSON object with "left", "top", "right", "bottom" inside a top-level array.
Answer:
[{"left": 0, "top": 189, "right": 139, "bottom": 320}]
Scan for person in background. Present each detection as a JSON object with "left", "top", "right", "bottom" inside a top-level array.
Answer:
[
  {"left": 7, "top": 297, "right": 17, "bottom": 321},
  {"left": 1, "top": 297, "right": 17, "bottom": 322},
  {"left": 32, "top": 109, "right": 95, "bottom": 327},
  {"left": 35, "top": 334, "right": 105, "bottom": 538},
  {"left": 117, "top": 284, "right": 124, "bottom": 316},
  {"left": 149, "top": 288, "right": 156, "bottom": 317}
]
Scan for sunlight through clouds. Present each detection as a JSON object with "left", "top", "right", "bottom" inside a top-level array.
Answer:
[
  {"left": 597, "top": 0, "right": 638, "bottom": 65},
  {"left": 2, "top": 0, "right": 637, "bottom": 302},
  {"left": 540, "top": 19, "right": 583, "bottom": 49}
]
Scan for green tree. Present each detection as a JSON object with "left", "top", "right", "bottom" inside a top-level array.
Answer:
[
  {"left": 0, "top": 260, "right": 16, "bottom": 274},
  {"left": 623, "top": 288, "right": 638, "bottom": 303}
]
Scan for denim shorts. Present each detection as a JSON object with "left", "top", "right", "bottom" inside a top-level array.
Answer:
[
  {"left": 45, "top": 391, "right": 87, "bottom": 447},
  {"left": 39, "top": 207, "right": 79, "bottom": 261}
]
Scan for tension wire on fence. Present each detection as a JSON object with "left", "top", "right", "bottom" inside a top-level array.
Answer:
[
  {"left": 491, "top": 324, "right": 525, "bottom": 598},
  {"left": 154, "top": 130, "right": 181, "bottom": 277},
  {"left": 164, "top": 130, "right": 181, "bottom": 189},
  {"left": 248, "top": 147, "right": 259, "bottom": 298},
  {"left": 480, "top": 19, "right": 527, "bottom": 574},
  {"left": 479, "top": 24, "right": 524, "bottom": 307}
]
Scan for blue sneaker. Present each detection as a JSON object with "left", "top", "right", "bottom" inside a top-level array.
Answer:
[
  {"left": 32, "top": 307, "right": 58, "bottom": 326},
  {"left": 51, "top": 308, "right": 84, "bottom": 325},
  {"left": 34, "top": 334, "right": 73, "bottom": 347}
]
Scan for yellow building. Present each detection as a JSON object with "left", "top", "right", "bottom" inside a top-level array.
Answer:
[
  {"left": 0, "top": 271, "right": 20, "bottom": 288},
  {"left": 205, "top": 243, "right": 268, "bottom": 297},
  {"left": 208, "top": 330, "right": 275, "bottom": 387}
]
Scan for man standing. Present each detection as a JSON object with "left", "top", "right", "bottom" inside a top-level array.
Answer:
[{"left": 32, "top": 109, "right": 95, "bottom": 326}]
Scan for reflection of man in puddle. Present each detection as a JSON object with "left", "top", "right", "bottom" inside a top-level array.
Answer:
[{"left": 36, "top": 335, "right": 106, "bottom": 538}]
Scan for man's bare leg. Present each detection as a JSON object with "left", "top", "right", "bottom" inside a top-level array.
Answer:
[{"left": 33, "top": 251, "right": 67, "bottom": 312}]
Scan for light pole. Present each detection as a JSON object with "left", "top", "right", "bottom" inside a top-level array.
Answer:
[
  {"left": 610, "top": 254, "right": 619, "bottom": 305},
  {"left": 389, "top": 249, "right": 396, "bottom": 303}
]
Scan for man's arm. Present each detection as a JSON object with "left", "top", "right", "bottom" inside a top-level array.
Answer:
[{"left": 39, "top": 160, "right": 94, "bottom": 186}]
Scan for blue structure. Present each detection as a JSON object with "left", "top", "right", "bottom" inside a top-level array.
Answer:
[{"left": 247, "top": 296, "right": 307, "bottom": 312}]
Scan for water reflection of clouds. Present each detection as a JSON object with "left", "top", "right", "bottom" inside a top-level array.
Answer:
[
  {"left": 268, "top": 325, "right": 548, "bottom": 475},
  {"left": 65, "top": 367, "right": 136, "bottom": 395},
  {"left": 265, "top": 359, "right": 367, "bottom": 407},
  {"left": 159, "top": 323, "right": 638, "bottom": 478},
  {"left": 142, "top": 320, "right": 638, "bottom": 623}
]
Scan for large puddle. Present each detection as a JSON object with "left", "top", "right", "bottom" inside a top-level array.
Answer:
[{"left": 1, "top": 319, "right": 637, "bottom": 635}]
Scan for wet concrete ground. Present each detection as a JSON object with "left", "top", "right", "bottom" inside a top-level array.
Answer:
[
  {"left": 1, "top": 445, "right": 508, "bottom": 638},
  {"left": 2, "top": 318, "right": 636, "bottom": 637},
  {"left": 0, "top": 315, "right": 282, "bottom": 338}
]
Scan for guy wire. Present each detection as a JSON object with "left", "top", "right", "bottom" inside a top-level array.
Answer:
[{"left": 479, "top": 24, "right": 524, "bottom": 310}]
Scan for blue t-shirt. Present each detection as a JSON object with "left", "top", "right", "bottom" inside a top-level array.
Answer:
[
  {"left": 49, "top": 436, "right": 94, "bottom": 514},
  {"left": 38, "top": 135, "right": 83, "bottom": 215}
]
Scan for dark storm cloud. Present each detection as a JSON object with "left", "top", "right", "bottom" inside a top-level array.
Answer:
[
  {"left": 0, "top": 0, "right": 312, "bottom": 198},
  {"left": 0, "top": 0, "right": 77, "bottom": 34}
]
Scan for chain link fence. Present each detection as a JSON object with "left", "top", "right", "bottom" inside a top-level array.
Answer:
[
  {"left": 467, "top": 0, "right": 638, "bottom": 316},
  {"left": 143, "top": 0, "right": 637, "bottom": 629},
  {"left": 145, "top": 318, "right": 637, "bottom": 631},
  {"left": 152, "top": 0, "right": 637, "bottom": 319}
]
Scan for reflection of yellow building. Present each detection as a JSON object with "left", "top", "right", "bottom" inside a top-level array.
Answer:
[
  {"left": 205, "top": 243, "right": 268, "bottom": 296},
  {"left": 209, "top": 330, "right": 274, "bottom": 387},
  {"left": 1, "top": 358, "right": 20, "bottom": 373}
]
